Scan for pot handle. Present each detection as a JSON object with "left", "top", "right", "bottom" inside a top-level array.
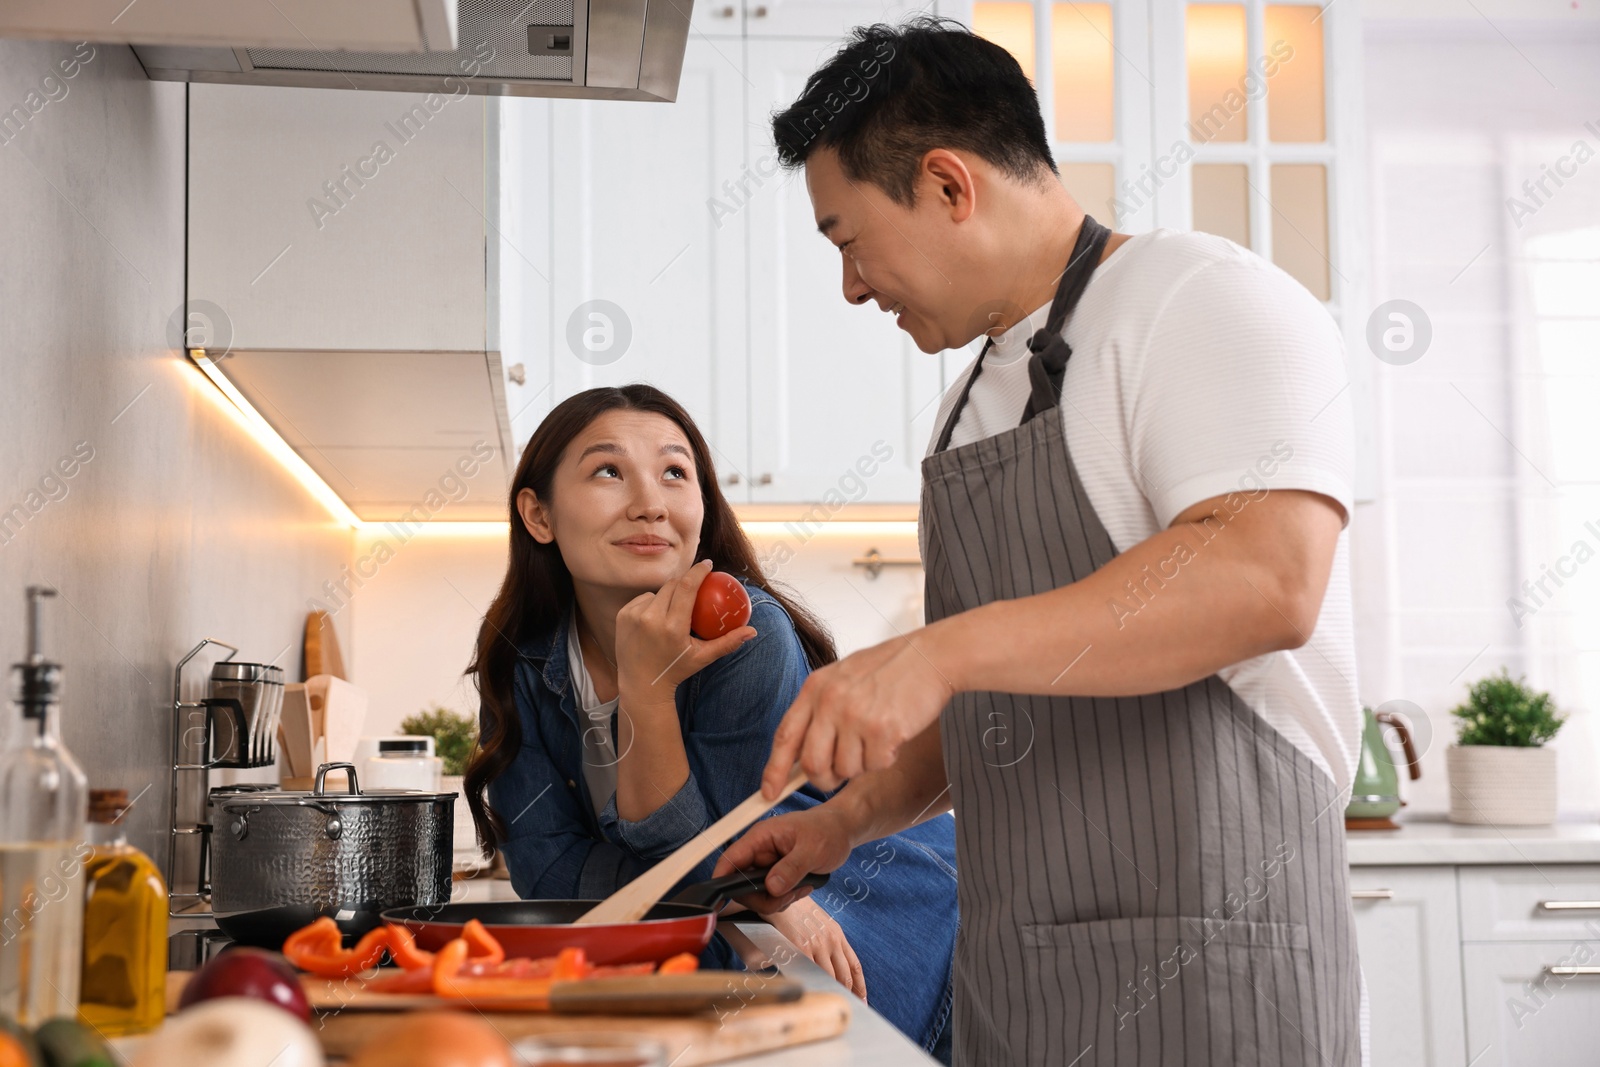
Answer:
[
  {"left": 669, "top": 866, "right": 831, "bottom": 910},
  {"left": 1374, "top": 711, "right": 1423, "bottom": 781},
  {"left": 314, "top": 762, "right": 362, "bottom": 795}
]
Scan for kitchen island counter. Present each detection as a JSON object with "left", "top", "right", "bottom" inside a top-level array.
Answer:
[{"left": 713, "top": 919, "right": 941, "bottom": 1065}]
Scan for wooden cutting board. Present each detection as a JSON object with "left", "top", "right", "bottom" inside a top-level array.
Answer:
[
  {"left": 165, "top": 972, "right": 851, "bottom": 1064},
  {"left": 304, "top": 610, "right": 346, "bottom": 680},
  {"left": 314, "top": 991, "right": 850, "bottom": 1062}
]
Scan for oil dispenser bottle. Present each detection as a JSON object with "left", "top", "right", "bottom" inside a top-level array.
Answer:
[{"left": 0, "top": 586, "right": 90, "bottom": 1024}]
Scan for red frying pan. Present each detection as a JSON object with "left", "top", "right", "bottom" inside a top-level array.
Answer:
[{"left": 380, "top": 867, "right": 828, "bottom": 966}]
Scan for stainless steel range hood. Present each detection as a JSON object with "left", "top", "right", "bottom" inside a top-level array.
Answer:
[{"left": 133, "top": 0, "right": 693, "bottom": 103}]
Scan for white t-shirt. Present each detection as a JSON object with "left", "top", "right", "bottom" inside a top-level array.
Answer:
[
  {"left": 566, "top": 606, "right": 621, "bottom": 815},
  {"left": 923, "top": 228, "right": 1361, "bottom": 792}
]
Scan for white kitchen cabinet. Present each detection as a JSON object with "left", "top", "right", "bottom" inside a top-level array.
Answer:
[
  {"left": 189, "top": 82, "right": 492, "bottom": 353},
  {"left": 1456, "top": 865, "right": 1600, "bottom": 1066},
  {"left": 1463, "top": 941, "right": 1600, "bottom": 1067},
  {"left": 532, "top": 38, "right": 752, "bottom": 495},
  {"left": 1345, "top": 835, "right": 1600, "bottom": 1067},
  {"left": 743, "top": 0, "right": 933, "bottom": 39},
  {"left": 507, "top": 27, "right": 952, "bottom": 506},
  {"left": 1458, "top": 865, "right": 1600, "bottom": 943},
  {"left": 691, "top": 0, "right": 745, "bottom": 38},
  {"left": 743, "top": 39, "right": 946, "bottom": 505},
  {"left": 1349, "top": 867, "right": 1468, "bottom": 1067}
]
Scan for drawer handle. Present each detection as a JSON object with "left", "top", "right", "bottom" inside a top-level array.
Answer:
[
  {"left": 1547, "top": 966, "right": 1600, "bottom": 977},
  {"left": 1351, "top": 889, "right": 1395, "bottom": 900},
  {"left": 1539, "top": 900, "right": 1600, "bottom": 911}
]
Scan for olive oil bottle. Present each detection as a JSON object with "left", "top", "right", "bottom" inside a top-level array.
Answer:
[{"left": 78, "top": 789, "right": 167, "bottom": 1035}]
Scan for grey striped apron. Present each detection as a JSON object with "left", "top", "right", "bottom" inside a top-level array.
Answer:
[{"left": 920, "top": 215, "right": 1360, "bottom": 1067}]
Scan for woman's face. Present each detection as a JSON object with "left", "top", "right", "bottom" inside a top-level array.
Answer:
[{"left": 518, "top": 409, "right": 705, "bottom": 596}]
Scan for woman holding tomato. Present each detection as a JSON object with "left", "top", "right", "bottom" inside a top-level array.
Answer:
[{"left": 463, "top": 384, "right": 959, "bottom": 1062}]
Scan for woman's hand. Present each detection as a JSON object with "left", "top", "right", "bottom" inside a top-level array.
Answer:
[
  {"left": 764, "top": 896, "right": 867, "bottom": 1001},
  {"left": 615, "top": 559, "right": 757, "bottom": 707}
]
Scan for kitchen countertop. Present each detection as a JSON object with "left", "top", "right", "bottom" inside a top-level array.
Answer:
[
  {"left": 116, "top": 911, "right": 935, "bottom": 1065},
  {"left": 716, "top": 921, "right": 939, "bottom": 1065},
  {"left": 1346, "top": 815, "right": 1600, "bottom": 866}
]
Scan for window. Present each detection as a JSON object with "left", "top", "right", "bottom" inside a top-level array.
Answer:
[{"left": 973, "top": 1, "right": 1131, "bottom": 226}]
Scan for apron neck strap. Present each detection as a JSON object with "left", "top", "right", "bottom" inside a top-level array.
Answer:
[
  {"left": 932, "top": 215, "right": 1114, "bottom": 453},
  {"left": 1018, "top": 214, "right": 1112, "bottom": 424}
]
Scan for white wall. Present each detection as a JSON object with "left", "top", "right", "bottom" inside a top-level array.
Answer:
[
  {"left": 346, "top": 522, "right": 925, "bottom": 739},
  {"left": 0, "top": 41, "right": 353, "bottom": 879},
  {"left": 1352, "top": 20, "right": 1600, "bottom": 816}
]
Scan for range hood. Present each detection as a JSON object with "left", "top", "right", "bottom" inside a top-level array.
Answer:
[
  {"left": 0, "top": 0, "right": 458, "bottom": 53},
  {"left": 133, "top": 0, "right": 692, "bottom": 103}
]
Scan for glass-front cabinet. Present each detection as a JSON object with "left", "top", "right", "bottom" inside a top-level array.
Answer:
[
  {"left": 960, "top": 0, "right": 1371, "bottom": 497},
  {"left": 498, "top": 1, "right": 1369, "bottom": 507},
  {"left": 966, "top": 0, "right": 1352, "bottom": 306}
]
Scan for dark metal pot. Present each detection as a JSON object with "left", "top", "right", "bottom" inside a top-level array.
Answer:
[{"left": 209, "top": 762, "right": 454, "bottom": 948}]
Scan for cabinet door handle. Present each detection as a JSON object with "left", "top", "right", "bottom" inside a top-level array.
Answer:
[
  {"left": 1547, "top": 966, "right": 1600, "bottom": 977},
  {"left": 1539, "top": 900, "right": 1600, "bottom": 911},
  {"left": 751, "top": 4, "right": 768, "bottom": 16},
  {"left": 725, "top": 472, "right": 741, "bottom": 485},
  {"left": 713, "top": 4, "right": 735, "bottom": 16},
  {"left": 757, "top": 472, "right": 773, "bottom": 486},
  {"left": 1350, "top": 889, "right": 1395, "bottom": 900}
]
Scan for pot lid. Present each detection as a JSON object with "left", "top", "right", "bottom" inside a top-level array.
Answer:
[{"left": 219, "top": 762, "right": 454, "bottom": 806}]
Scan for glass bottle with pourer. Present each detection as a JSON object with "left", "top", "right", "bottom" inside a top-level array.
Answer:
[{"left": 0, "top": 586, "right": 90, "bottom": 1025}]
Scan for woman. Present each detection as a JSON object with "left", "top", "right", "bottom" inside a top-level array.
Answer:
[{"left": 464, "top": 384, "right": 959, "bottom": 1060}]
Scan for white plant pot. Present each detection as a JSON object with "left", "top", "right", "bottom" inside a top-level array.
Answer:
[{"left": 1446, "top": 745, "right": 1558, "bottom": 826}]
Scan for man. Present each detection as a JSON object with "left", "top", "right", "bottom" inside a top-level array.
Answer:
[{"left": 714, "top": 17, "right": 1363, "bottom": 1067}]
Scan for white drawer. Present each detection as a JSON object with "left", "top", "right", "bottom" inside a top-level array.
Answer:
[
  {"left": 1460, "top": 865, "right": 1600, "bottom": 942},
  {"left": 1463, "top": 941, "right": 1600, "bottom": 1067}
]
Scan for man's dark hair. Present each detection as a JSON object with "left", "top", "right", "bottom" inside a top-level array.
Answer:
[{"left": 771, "top": 17, "right": 1057, "bottom": 205}]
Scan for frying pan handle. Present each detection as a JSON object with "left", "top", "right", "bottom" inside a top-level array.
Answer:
[{"left": 670, "top": 866, "right": 830, "bottom": 909}]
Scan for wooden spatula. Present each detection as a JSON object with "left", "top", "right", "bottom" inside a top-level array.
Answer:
[{"left": 573, "top": 764, "right": 808, "bottom": 925}]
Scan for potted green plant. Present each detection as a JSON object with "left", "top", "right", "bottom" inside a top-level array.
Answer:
[
  {"left": 1446, "top": 669, "right": 1565, "bottom": 826},
  {"left": 401, "top": 706, "right": 480, "bottom": 857}
]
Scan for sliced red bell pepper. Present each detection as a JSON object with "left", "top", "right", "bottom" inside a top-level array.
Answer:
[
  {"left": 384, "top": 924, "right": 435, "bottom": 971},
  {"left": 460, "top": 918, "right": 505, "bottom": 964},
  {"left": 657, "top": 952, "right": 699, "bottom": 974},
  {"left": 549, "top": 946, "right": 589, "bottom": 982},
  {"left": 282, "top": 917, "right": 390, "bottom": 978},
  {"left": 283, "top": 916, "right": 341, "bottom": 958},
  {"left": 435, "top": 940, "right": 560, "bottom": 1011}
]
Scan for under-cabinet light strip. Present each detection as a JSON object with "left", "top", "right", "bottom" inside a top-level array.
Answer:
[
  {"left": 188, "top": 349, "right": 921, "bottom": 538},
  {"left": 187, "top": 348, "right": 363, "bottom": 528}
]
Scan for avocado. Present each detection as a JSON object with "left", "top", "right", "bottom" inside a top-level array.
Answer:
[{"left": 32, "top": 1019, "right": 113, "bottom": 1067}]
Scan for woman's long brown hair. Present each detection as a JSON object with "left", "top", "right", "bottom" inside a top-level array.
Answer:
[{"left": 464, "top": 384, "right": 837, "bottom": 856}]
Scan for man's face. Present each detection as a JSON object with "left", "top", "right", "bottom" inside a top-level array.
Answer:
[{"left": 806, "top": 147, "right": 968, "bottom": 354}]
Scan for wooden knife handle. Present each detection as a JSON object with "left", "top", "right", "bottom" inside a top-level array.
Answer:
[{"left": 547, "top": 973, "right": 803, "bottom": 1015}]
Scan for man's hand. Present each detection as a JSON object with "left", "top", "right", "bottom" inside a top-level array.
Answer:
[
  {"left": 759, "top": 629, "right": 956, "bottom": 797},
  {"left": 759, "top": 490, "right": 1342, "bottom": 797},
  {"left": 714, "top": 804, "right": 858, "bottom": 906}
]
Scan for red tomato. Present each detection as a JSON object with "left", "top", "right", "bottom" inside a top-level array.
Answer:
[{"left": 691, "top": 571, "right": 752, "bottom": 639}]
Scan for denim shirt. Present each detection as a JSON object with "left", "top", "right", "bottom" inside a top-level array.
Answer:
[{"left": 485, "top": 580, "right": 960, "bottom": 1053}]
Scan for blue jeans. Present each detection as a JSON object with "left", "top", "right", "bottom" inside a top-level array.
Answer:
[{"left": 701, "top": 820, "right": 959, "bottom": 1056}]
